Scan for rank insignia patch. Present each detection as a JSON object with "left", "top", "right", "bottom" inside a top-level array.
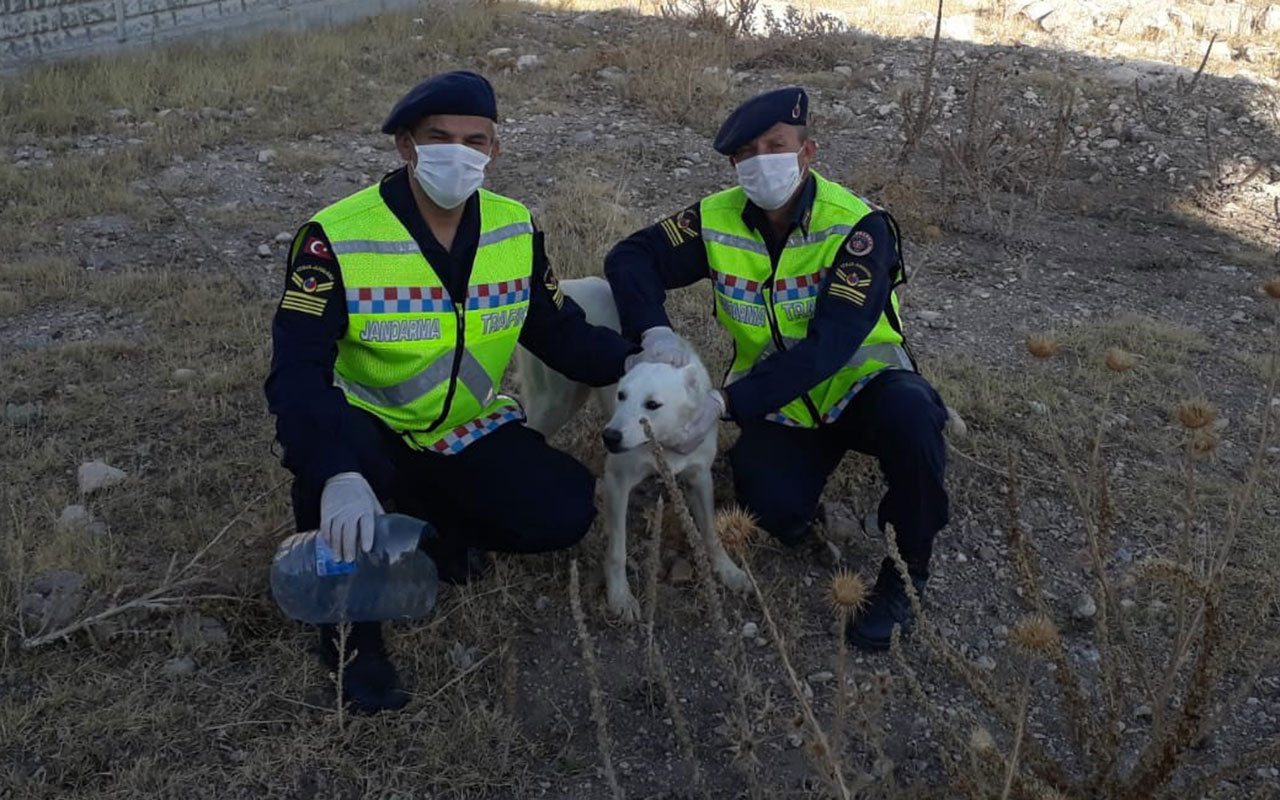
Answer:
[
  {"left": 845, "top": 230, "right": 874, "bottom": 257},
  {"left": 660, "top": 209, "right": 700, "bottom": 248},
  {"left": 545, "top": 265, "right": 565, "bottom": 309},
  {"left": 828, "top": 263, "right": 872, "bottom": 307},
  {"left": 280, "top": 289, "right": 327, "bottom": 316},
  {"left": 290, "top": 268, "right": 335, "bottom": 294}
]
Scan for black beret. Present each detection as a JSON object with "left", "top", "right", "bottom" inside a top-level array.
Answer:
[
  {"left": 713, "top": 87, "right": 808, "bottom": 155},
  {"left": 381, "top": 70, "right": 498, "bottom": 134}
]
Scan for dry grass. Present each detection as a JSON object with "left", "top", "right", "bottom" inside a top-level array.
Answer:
[{"left": 3, "top": 2, "right": 1279, "bottom": 798}]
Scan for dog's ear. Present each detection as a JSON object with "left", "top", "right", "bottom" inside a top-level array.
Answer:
[{"left": 682, "top": 365, "right": 701, "bottom": 396}]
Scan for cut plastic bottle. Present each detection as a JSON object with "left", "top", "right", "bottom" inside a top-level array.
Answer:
[{"left": 270, "top": 513, "right": 439, "bottom": 624}]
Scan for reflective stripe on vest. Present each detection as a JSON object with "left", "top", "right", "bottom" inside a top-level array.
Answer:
[
  {"left": 314, "top": 185, "right": 533, "bottom": 452},
  {"left": 701, "top": 172, "right": 912, "bottom": 428}
]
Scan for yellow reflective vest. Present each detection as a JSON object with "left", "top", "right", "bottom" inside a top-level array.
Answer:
[
  {"left": 313, "top": 185, "right": 533, "bottom": 453},
  {"left": 701, "top": 172, "right": 914, "bottom": 428}
]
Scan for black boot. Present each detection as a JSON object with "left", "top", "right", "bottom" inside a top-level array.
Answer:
[
  {"left": 846, "top": 563, "right": 928, "bottom": 652},
  {"left": 317, "top": 621, "right": 409, "bottom": 713}
]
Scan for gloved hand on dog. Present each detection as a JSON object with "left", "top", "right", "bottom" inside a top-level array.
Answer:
[
  {"left": 320, "top": 472, "right": 385, "bottom": 562},
  {"left": 670, "top": 390, "right": 727, "bottom": 454},
  {"left": 625, "top": 326, "right": 691, "bottom": 370}
]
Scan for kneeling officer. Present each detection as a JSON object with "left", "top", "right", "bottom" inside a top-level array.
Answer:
[
  {"left": 607, "top": 87, "right": 950, "bottom": 651},
  {"left": 265, "top": 71, "right": 637, "bottom": 712}
]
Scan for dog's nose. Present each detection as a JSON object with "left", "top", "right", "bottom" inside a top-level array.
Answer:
[{"left": 602, "top": 428, "right": 623, "bottom": 453}]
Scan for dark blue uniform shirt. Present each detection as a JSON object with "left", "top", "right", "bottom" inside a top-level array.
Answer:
[
  {"left": 266, "top": 167, "right": 637, "bottom": 487},
  {"left": 604, "top": 173, "right": 906, "bottom": 422}
]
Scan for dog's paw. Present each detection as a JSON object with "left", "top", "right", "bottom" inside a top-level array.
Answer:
[
  {"left": 716, "top": 560, "right": 751, "bottom": 595},
  {"left": 606, "top": 585, "right": 642, "bottom": 622}
]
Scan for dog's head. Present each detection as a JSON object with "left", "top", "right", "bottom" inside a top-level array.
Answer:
[{"left": 602, "top": 362, "right": 707, "bottom": 454}]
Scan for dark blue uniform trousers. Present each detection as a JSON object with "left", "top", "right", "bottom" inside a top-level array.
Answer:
[
  {"left": 291, "top": 403, "right": 597, "bottom": 558},
  {"left": 728, "top": 369, "right": 949, "bottom": 586}
]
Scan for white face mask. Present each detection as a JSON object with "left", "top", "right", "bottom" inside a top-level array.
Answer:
[
  {"left": 412, "top": 142, "right": 491, "bottom": 210},
  {"left": 734, "top": 151, "right": 804, "bottom": 211}
]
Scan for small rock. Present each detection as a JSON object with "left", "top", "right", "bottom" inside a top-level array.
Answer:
[
  {"left": 516, "top": 54, "right": 541, "bottom": 70},
  {"left": 256, "top": 148, "right": 276, "bottom": 164},
  {"left": 257, "top": 244, "right": 273, "bottom": 258},
  {"left": 787, "top": 731, "right": 803, "bottom": 748},
  {"left": 78, "top": 460, "right": 127, "bottom": 494},
  {"left": 172, "top": 368, "right": 197, "bottom": 383},
  {"left": 1073, "top": 593, "right": 1098, "bottom": 620},
  {"left": 3, "top": 402, "right": 42, "bottom": 426},
  {"left": 808, "top": 671, "right": 835, "bottom": 684},
  {"left": 876, "top": 103, "right": 897, "bottom": 118},
  {"left": 673, "top": 167, "right": 690, "bottom": 178},
  {"left": 833, "top": 65, "right": 853, "bottom": 76},
  {"left": 976, "top": 655, "right": 996, "bottom": 671},
  {"left": 1134, "top": 704, "right": 1153, "bottom": 719},
  {"left": 274, "top": 231, "right": 293, "bottom": 243},
  {"left": 596, "top": 67, "right": 625, "bottom": 85},
  {"left": 57, "top": 504, "right": 93, "bottom": 532},
  {"left": 939, "top": 13, "right": 978, "bottom": 42},
  {"left": 1099, "top": 138, "right": 1122, "bottom": 150},
  {"left": 978, "top": 545, "right": 998, "bottom": 562},
  {"left": 21, "top": 570, "right": 86, "bottom": 630},
  {"left": 107, "top": 108, "right": 131, "bottom": 120},
  {"left": 85, "top": 520, "right": 110, "bottom": 537},
  {"left": 741, "top": 621, "right": 759, "bottom": 639},
  {"left": 534, "top": 595, "right": 550, "bottom": 612},
  {"left": 486, "top": 47, "right": 513, "bottom": 58},
  {"left": 163, "top": 656, "right": 197, "bottom": 676},
  {"left": 955, "top": 552, "right": 968, "bottom": 564},
  {"left": 668, "top": 558, "right": 693, "bottom": 585},
  {"left": 1029, "top": 401, "right": 1049, "bottom": 415}
]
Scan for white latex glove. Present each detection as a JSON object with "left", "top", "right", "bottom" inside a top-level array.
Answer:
[
  {"left": 625, "top": 326, "right": 692, "bottom": 370},
  {"left": 670, "top": 390, "right": 727, "bottom": 455},
  {"left": 320, "top": 472, "right": 385, "bottom": 562}
]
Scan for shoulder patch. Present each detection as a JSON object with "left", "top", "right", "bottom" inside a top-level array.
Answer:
[
  {"left": 301, "top": 234, "right": 334, "bottom": 261},
  {"left": 845, "top": 230, "right": 874, "bottom": 257},
  {"left": 659, "top": 207, "right": 700, "bottom": 249}
]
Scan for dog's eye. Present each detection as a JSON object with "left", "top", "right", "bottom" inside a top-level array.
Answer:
[
  {"left": 644, "top": 400, "right": 663, "bottom": 411},
  {"left": 617, "top": 391, "right": 627, "bottom": 401}
]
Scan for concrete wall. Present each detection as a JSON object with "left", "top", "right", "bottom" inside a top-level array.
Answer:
[{"left": 1, "top": 0, "right": 428, "bottom": 72}]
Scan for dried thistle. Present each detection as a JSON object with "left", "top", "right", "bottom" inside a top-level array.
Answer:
[
  {"left": 1174, "top": 398, "right": 1216, "bottom": 430},
  {"left": 829, "top": 569, "right": 870, "bottom": 618},
  {"left": 970, "top": 725, "right": 996, "bottom": 753},
  {"left": 715, "top": 505, "right": 759, "bottom": 554},
  {"left": 1104, "top": 347, "right": 1135, "bottom": 373},
  {"left": 1010, "top": 613, "right": 1061, "bottom": 656},
  {"left": 1191, "top": 428, "right": 1220, "bottom": 458},
  {"left": 1264, "top": 276, "right": 1280, "bottom": 300},
  {"left": 1025, "top": 333, "right": 1060, "bottom": 359}
]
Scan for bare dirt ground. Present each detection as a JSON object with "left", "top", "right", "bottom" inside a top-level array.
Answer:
[{"left": 2, "top": 2, "right": 1279, "bottom": 798}]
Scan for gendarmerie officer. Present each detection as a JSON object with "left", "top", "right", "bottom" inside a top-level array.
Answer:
[
  {"left": 606, "top": 87, "right": 950, "bottom": 651},
  {"left": 265, "top": 71, "right": 638, "bottom": 712}
]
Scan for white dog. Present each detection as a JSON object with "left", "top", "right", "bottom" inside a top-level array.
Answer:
[{"left": 515, "top": 277, "right": 749, "bottom": 620}]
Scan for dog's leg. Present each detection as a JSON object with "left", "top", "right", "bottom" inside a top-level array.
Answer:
[
  {"left": 602, "top": 463, "right": 642, "bottom": 621},
  {"left": 683, "top": 466, "right": 749, "bottom": 594}
]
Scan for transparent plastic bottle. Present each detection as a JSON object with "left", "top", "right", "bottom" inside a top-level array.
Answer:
[{"left": 270, "top": 513, "right": 439, "bottom": 624}]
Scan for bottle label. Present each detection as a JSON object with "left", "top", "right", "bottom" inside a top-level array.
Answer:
[{"left": 315, "top": 536, "right": 357, "bottom": 577}]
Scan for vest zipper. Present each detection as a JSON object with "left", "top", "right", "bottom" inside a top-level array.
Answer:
[
  {"left": 425, "top": 303, "right": 466, "bottom": 432},
  {"left": 764, "top": 241, "right": 823, "bottom": 427}
]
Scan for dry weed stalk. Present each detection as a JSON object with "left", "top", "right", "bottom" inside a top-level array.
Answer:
[
  {"left": 334, "top": 621, "right": 352, "bottom": 734},
  {"left": 21, "top": 480, "right": 285, "bottom": 649},
  {"left": 739, "top": 549, "right": 851, "bottom": 800},
  {"left": 642, "top": 421, "right": 759, "bottom": 785},
  {"left": 568, "top": 559, "right": 625, "bottom": 800},
  {"left": 829, "top": 569, "right": 869, "bottom": 762},
  {"left": 896, "top": 333, "right": 1280, "bottom": 798},
  {"left": 898, "top": 0, "right": 944, "bottom": 162},
  {"left": 640, "top": 497, "right": 706, "bottom": 795}
]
